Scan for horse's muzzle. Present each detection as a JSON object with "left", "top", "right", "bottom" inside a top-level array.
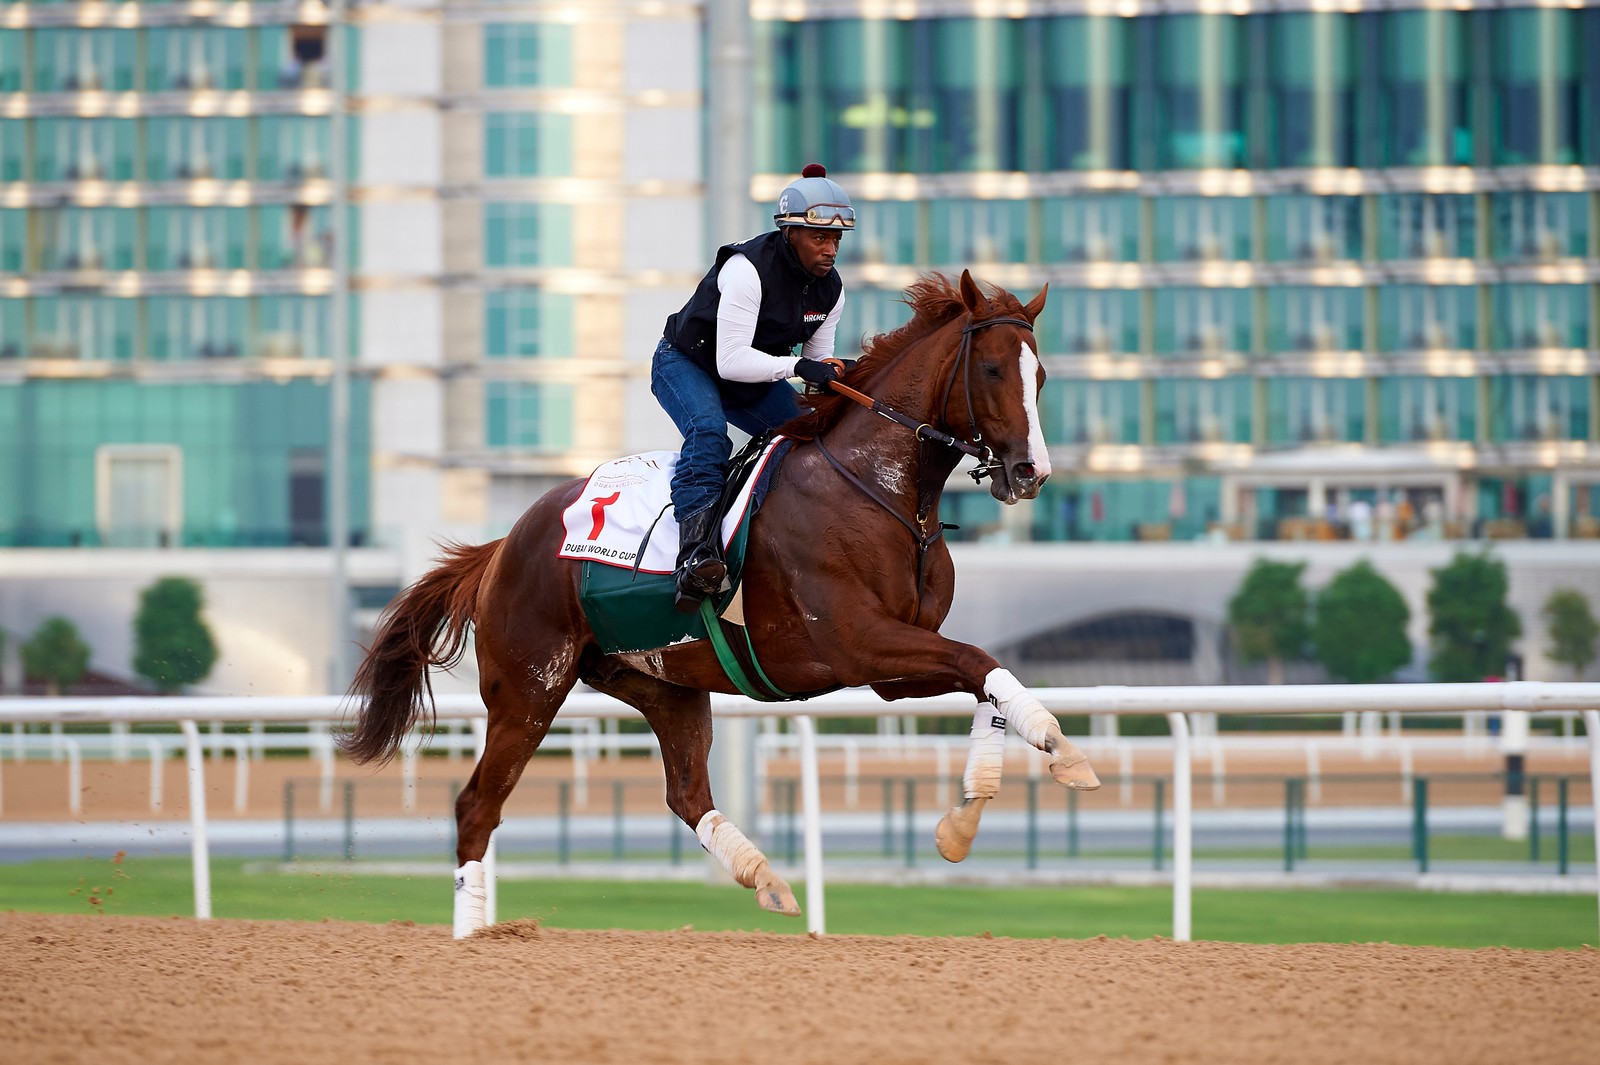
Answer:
[{"left": 991, "top": 459, "right": 1049, "bottom": 504}]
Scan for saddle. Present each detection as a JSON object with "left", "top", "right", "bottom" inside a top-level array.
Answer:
[{"left": 572, "top": 434, "right": 793, "bottom": 667}]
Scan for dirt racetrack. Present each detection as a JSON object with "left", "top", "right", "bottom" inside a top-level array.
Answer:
[{"left": 3, "top": 913, "right": 1599, "bottom": 1065}]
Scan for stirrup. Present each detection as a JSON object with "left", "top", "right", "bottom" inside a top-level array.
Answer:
[{"left": 674, "top": 555, "right": 726, "bottom": 613}]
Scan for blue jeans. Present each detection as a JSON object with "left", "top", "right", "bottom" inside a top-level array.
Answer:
[{"left": 650, "top": 337, "right": 799, "bottom": 521}]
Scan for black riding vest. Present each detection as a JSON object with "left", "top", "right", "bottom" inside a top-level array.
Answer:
[{"left": 663, "top": 229, "right": 843, "bottom": 405}]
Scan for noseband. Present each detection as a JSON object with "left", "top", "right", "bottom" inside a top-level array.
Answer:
[{"left": 826, "top": 313, "right": 1035, "bottom": 484}]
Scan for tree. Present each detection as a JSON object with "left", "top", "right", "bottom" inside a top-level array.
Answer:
[
  {"left": 1311, "top": 560, "right": 1411, "bottom": 683},
  {"left": 133, "top": 577, "right": 218, "bottom": 693},
  {"left": 21, "top": 616, "right": 91, "bottom": 696},
  {"left": 1542, "top": 588, "right": 1598, "bottom": 680},
  {"left": 1226, "top": 558, "right": 1310, "bottom": 684},
  {"left": 1426, "top": 550, "right": 1523, "bottom": 682}
]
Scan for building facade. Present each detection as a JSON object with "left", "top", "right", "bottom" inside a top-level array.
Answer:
[{"left": 752, "top": 1, "right": 1600, "bottom": 546}]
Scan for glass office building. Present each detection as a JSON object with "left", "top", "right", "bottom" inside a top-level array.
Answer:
[{"left": 754, "top": 2, "right": 1600, "bottom": 544}]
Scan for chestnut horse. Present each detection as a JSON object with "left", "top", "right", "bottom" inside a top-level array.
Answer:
[{"left": 340, "top": 271, "right": 1100, "bottom": 937}]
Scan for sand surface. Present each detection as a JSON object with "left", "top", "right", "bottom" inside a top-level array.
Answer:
[{"left": 3, "top": 912, "right": 1598, "bottom": 1064}]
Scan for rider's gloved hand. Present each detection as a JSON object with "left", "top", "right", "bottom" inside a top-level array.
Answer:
[{"left": 794, "top": 358, "right": 841, "bottom": 387}]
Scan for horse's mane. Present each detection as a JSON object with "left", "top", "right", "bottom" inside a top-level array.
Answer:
[{"left": 780, "top": 273, "right": 1026, "bottom": 442}]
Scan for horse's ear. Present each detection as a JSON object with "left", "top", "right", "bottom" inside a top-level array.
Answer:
[
  {"left": 1022, "top": 283, "right": 1049, "bottom": 325},
  {"left": 958, "top": 270, "right": 984, "bottom": 314}
]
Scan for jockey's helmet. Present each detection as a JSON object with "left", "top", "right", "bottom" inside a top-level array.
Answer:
[{"left": 774, "top": 163, "right": 854, "bottom": 231}]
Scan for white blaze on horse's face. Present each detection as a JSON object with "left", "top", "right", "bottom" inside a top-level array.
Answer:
[{"left": 1018, "top": 342, "right": 1052, "bottom": 480}]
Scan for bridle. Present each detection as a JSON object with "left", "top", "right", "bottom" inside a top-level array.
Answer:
[
  {"left": 811, "top": 312, "right": 1036, "bottom": 621},
  {"left": 825, "top": 313, "right": 1035, "bottom": 485}
]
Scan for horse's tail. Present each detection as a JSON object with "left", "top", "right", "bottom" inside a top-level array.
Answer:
[{"left": 340, "top": 539, "right": 504, "bottom": 766}]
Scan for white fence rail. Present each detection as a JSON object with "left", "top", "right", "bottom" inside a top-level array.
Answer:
[{"left": 2, "top": 683, "right": 1598, "bottom": 942}]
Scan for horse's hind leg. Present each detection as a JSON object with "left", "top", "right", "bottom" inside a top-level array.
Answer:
[
  {"left": 588, "top": 671, "right": 800, "bottom": 917},
  {"left": 453, "top": 651, "right": 576, "bottom": 938}
]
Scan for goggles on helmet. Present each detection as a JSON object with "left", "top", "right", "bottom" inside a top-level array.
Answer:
[{"left": 777, "top": 204, "right": 856, "bottom": 230}]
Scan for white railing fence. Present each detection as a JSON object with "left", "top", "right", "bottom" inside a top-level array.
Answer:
[{"left": 1, "top": 682, "right": 1598, "bottom": 942}]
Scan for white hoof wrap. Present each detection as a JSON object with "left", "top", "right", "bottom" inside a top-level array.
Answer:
[
  {"left": 984, "top": 667, "right": 1058, "bottom": 750},
  {"left": 453, "top": 860, "right": 487, "bottom": 940},
  {"left": 695, "top": 809, "right": 766, "bottom": 888},
  {"left": 962, "top": 705, "right": 1006, "bottom": 800}
]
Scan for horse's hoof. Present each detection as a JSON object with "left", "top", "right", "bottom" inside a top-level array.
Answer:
[
  {"left": 1049, "top": 739, "right": 1101, "bottom": 791},
  {"left": 935, "top": 797, "right": 988, "bottom": 863},
  {"left": 755, "top": 874, "right": 801, "bottom": 917}
]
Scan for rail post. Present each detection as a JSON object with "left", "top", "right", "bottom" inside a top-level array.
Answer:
[
  {"left": 1557, "top": 777, "right": 1570, "bottom": 876},
  {"left": 903, "top": 778, "right": 916, "bottom": 868},
  {"left": 342, "top": 780, "right": 355, "bottom": 862},
  {"left": 1152, "top": 776, "right": 1165, "bottom": 872},
  {"left": 794, "top": 714, "right": 825, "bottom": 936},
  {"left": 1412, "top": 777, "right": 1429, "bottom": 873},
  {"left": 178, "top": 720, "right": 212, "bottom": 920},
  {"left": 283, "top": 779, "right": 295, "bottom": 863},
  {"left": 1066, "top": 788, "right": 1079, "bottom": 858},
  {"left": 1529, "top": 776, "right": 1541, "bottom": 862},
  {"left": 881, "top": 778, "right": 893, "bottom": 858},
  {"left": 1284, "top": 778, "right": 1298, "bottom": 873},
  {"left": 1167, "top": 711, "right": 1192, "bottom": 943},
  {"left": 612, "top": 779, "right": 625, "bottom": 862},
  {"left": 558, "top": 780, "right": 571, "bottom": 865}
]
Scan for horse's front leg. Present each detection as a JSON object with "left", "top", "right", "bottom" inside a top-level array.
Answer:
[{"left": 842, "top": 629, "right": 1100, "bottom": 862}]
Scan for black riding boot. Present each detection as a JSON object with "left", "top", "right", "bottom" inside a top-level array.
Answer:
[{"left": 673, "top": 507, "right": 727, "bottom": 613}]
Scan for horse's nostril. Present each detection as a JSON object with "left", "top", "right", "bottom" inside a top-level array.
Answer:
[{"left": 1014, "top": 462, "right": 1036, "bottom": 482}]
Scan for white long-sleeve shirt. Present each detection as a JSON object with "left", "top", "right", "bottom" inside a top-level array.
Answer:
[{"left": 713, "top": 253, "right": 846, "bottom": 383}]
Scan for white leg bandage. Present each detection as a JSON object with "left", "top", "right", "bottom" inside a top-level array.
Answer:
[
  {"left": 984, "top": 667, "right": 1059, "bottom": 751},
  {"left": 962, "top": 704, "right": 1007, "bottom": 799},
  {"left": 695, "top": 809, "right": 767, "bottom": 888},
  {"left": 453, "top": 860, "right": 487, "bottom": 940}
]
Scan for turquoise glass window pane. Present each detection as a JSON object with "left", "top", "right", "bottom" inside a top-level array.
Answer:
[
  {"left": 1155, "top": 15, "right": 1249, "bottom": 168},
  {"left": 257, "top": 205, "right": 333, "bottom": 269},
  {"left": 484, "top": 381, "right": 575, "bottom": 449},
  {"left": 929, "top": 18, "right": 1022, "bottom": 171},
  {"left": 1152, "top": 197, "right": 1252, "bottom": 262},
  {"left": 1154, "top": 378, "right": 1253, "bottom": 444},
  {"left": 1040, "top": 478, "right": 1186, "bottom": 542},
  {"left": 1380, "top": 11, "right": 1471, "bottom": 166},
  {"left": 145, "top": 297, "right": 247, "bottom": 361},
  {"left": 927, "top": 199, "right": 1029, "bottom": 264},
  {"left": 1264, "top": 196, "right": 1362, "bottom": 262},
  {"left": 1268, "top": 13, "right": 1356, "bottom": 167},
  {"left": 1264, "top": 378, "right": 1366, "bottom": 444},
  {"left": 144, "top": 208, "right": 248, "bottom": 271},
  {"left": 1376, "top": 195, "right": 1475, "bottom": 260},
  {"left": 484, "top": 113, "right": 573, "bottom": 177},
  {"left": 34, "top": 29, "right": 135, "bottom": 91},
  {"left": 1490, "top": 193, "right": 1589, "bottom": 260},
  {"left": 1493, "top": 9, "right": 1582, "bottom": 165},
  {"left": 483, "top": 203, "right": 573, "bottom": 267},
  {"left": 32, "top": 119, "right": 138, "bottom": 181},
  {"left": 1377, "top": 285, "right": 1477, "bottom": 350},
  {"left": 1152, "top": 288, "right": 1253, "bottom": 355},
  {"left": 814, "top": 19, "right": 916, "bottom": 173},
  {"left": 35, "top": 208, "right": 137, "bottom": 271},
  {"left": 1265, "top": 287, "right": 1364, "bottom": 353},
  {"left": 1043, "top": 379, "right": 1140, "bottom": 445},
  {"left": 1487, "top": 376, "right": 1589, "bottom": 442},
  {"left": 145, "top": 27, "right": 248, "bottom": 91},
  {"left": 0, "top": 28, "right": 23, "bottom": 92},
  {"left": 1492, "top": 285, "right": 1589, "bottom": 350},
  {"left": 1377, "top": 377, "right": 1476, "bottom": 443},
  {"left": 1048, "top": 289, "right": 1140, "bottom": 355},
  {"left": 30, "top": 297, "right": 137, "bottom": 361},
  {"left": 484, "top": 24, "right": 573, "bottom": 87},
  {"left": 1, "top": 299, "right": 26, "bottom": 358},
  {"left": 144, "top": 118, "right": 248, "bottom": 181},
  {"left": 255, "top": 117, "right": 331, "bottom": 181},
  {"left": 258, "top": 296, "right": 329, "bottom": 358},
  {"left": 835, "top": 201, "right": 919, "bottom": 267},
  {"left": 0, "top": 210, "right": 25, "bottom": 273},
  {"left": 1039, "top": 16, "right": 1132, "bottom": 170},
  {"left": 484, "top": 289, "right": 575, "bottom": 358},
  {"left": 1041, "top": 195, "right": 1139, "bottom": 263},
  {"left": 0, "top": 121, "right": 23, "bottom": 182},
  {"left": 839, "top": 286, "right": 912, "bottom": 353}
]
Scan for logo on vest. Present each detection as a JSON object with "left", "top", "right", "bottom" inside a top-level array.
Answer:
[{"left": 803, "top": 311, "right": 827, "bottom": 323}]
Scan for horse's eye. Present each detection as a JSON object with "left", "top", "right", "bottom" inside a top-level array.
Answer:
[{"left": 982, "top": 363, "right": 1002, "bottom": 380}]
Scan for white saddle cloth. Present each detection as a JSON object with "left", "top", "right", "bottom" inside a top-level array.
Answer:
[{"left": 556, "top": 440, "right": 783, "bottom": 574}]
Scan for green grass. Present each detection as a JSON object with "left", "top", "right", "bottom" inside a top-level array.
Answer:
[{"left": 1, "top": 855, "right": 1594, "bottom": 949}]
